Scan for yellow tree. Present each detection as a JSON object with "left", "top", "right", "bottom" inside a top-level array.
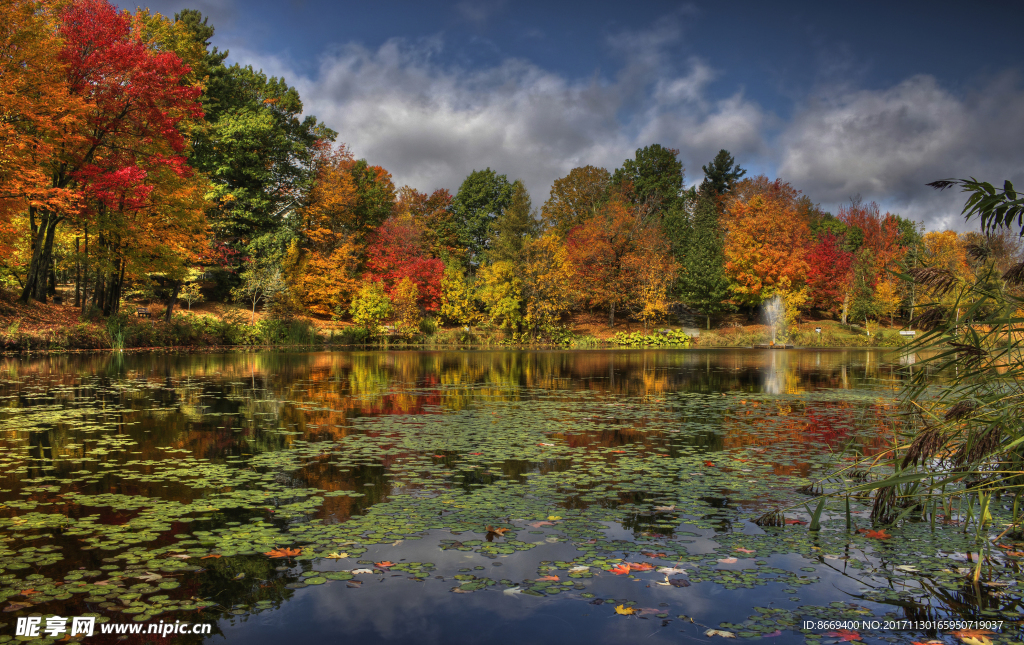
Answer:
[{"left": 541, "top": 165, "right": 610, "bottom": 237}]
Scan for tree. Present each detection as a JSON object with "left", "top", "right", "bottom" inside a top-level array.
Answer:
[
  {"left": 348, "top": 159, "right": 396, "bottom": 238},
  {"left": 390, "top": 277, "right": 421, "bottom": 336},
  {"left": 488, "top": 180, "right": 539, "bottom": 263},
  {"left": 364, "top": 217, "right": 444, "bottom": 312},
  {"left": 350, "top": 281, "right": 392, "bottom": 334},
  {"left": 178, "top": 281, "right": 205, "bottom": 311},
  {"left": 806, "top": 233, "right": 853, "bottom": 316},
  {"left": 18, "top": 0, "right": 205, "bottom": 304},
  {"left": 541, "top": 165, "right": 610, "bottom": 237},
  {"left": 565, "top": 195, "right": 672, "bottom": 326},
  {"left": 450, "top": 168, "right": 513, "bottom": 267},
  {"left": 722, "top": 180, "right": 810, "bottom": 308},
  {"left": 678, "top": 194, "right": 730, "bottom": 329},
  {"left": 611, "top": 144, "right": 684, "bottom": 211},
  {"left": 439, "top": 263, "right": 480, "bottom": 326},
  {"left": 399, "top": 186, "right": 460, "bottom": 261},
  {"left": 232, "top": 260, "right": 286, "bottom": 324},
  {"left": 699, "top": 149, "right": 746, "bottom": 197}
]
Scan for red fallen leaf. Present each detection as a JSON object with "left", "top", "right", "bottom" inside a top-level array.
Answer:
[
  {"left": 529, "top": 521, "right": 555, "bottom": 528},
  {"left": 1005, "top": 551, "right": 1024, "bottom": 557},
  {"left": 994, "top": 543, "right": 1012, "bottom": 550},
  {"left": 433, "top": 455, "right": 444, "bottom": 458},
  {"left": 784, "top": 519, "right": 808, "bottom": 525},
  {"left": 374, "top": 561, "right": 395, "bottom": 569},
  {"left": 609, "top": 564, "right": 631, "bottom": 575},
  {"left": 470, "top": 452, "right": 482, "bottom": 455},
  {"left": 611, "top": 450, "right": 626, "bottom": 453},
  {"left": 628, "top": 562, "right": 654, "bottom": 571},
  {"left": 536, "top": 575, "right": 559, "bottom": 581},
  {"left": 200, "top": 554, "right": 222, "bottom": 560},
  {"left": 704, "top": 461, "right": 715, "bottom": 467},
  {"left": 736, "top": 459, "right": 749, "bottom": 462},
  {"left": 735, "top": 548, "right": 755, "bottom": 554},
  {"left": 642, "top": 552, "right": 667, "bottom": 558},
  {"left": 486, "top": 526, "right": 509, "bottom": 536},
  {"left": 857, "top": 528, "right": 891, "bottom": 540},
  {"left": 20, "top": 589, "right": 38, "bottom": 596},
  {"left": 827, "top": 630, "right": 861, "bottom": 641},
  {"left": 264, "top": 547, "right": 302, "bottom": 558}
]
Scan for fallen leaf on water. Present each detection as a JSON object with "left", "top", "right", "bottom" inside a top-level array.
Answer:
[
  {"left": 734, "top": 548, "right": 755, "bottom": 554},
  {"left": 895, "top": 565, "right": 918, "bottom": 572},
  {"left": 657, "top": 567, "right": 687, "bottom": 576},
  {"left": 529, "top": 521, "right": 554, "bottom": 528},
  {"left": 503, "top": 587, "right": 523, "bottom": 596},
  {"left": 200, "top": 554, "right": 222, "bottom": 559},
  {"left": 134, "top": 572, "right": 162, "bottom": 583},
  {"left": 19, "top": 589, "right": 38, "bottom": 596},
  {"left": 547, "top": 515, "right": 562, "bottom": 521},
  {"left": 3, "top": 601, "right": 32, "bottom": 612},
  {"left": 827, "top": 630, "right": 861, "bottom": 642},
  {"left": 718, "top": 558, "right": 738, "bottom": 564},
  {"left": 351, "top": 568, "right": 374, "bottom": 575},
  {"left": 704, "top": 629, "right": 736, "bottom": 638},
  {"left": 857, "top": 529, "right": 891, "bottom": 540},
  {"left": 265, "top": 547, "right": 302, "bottom": 558},
  {"left": 614, "top": 604, "right": 636, "bottom": 615},
  {"left": 764, "top": 630, "right": 783, "bottom": 637},
  {"left": 168, "top": 554, "right": 191, "bottom": 559},
  {"left": 704, "top": 461, "right": 715, "bottom": 467},
  {"left": 628, "top": 562, "right": 654, "bottom": 571},
  {"left": 609, "top": 564, "right": 631, "bottom": 575},
  {"left": 654, "top": 505, "right": 675, "bottom": 512},
  {"left": 568, "top": 565, "right": 590, "bottom": 573},
  {"left": 785, "top": 519, "right": 808, "bottom": 525},
  {"left": 374, "top": 561, "right": 395, "bottom": 569},
  {"left": 326, "top": 552, "right": 349, "bottom": 560},
  {"left": 535, "top": 575, "right": 559, "bottom": 582},
  {"left": 486, "top": 526, "right": 509, "bottom": 536}
]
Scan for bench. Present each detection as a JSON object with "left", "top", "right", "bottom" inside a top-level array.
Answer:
[{"left": 135, "top": 307, "right": 151, "bottom": 318}]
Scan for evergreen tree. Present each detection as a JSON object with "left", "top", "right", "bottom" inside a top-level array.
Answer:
[
  {"left": 489, "top": 180, "right": 538, "bottom": 263},
  {"left": 699, "top": 149, "right": 746, "bottom": 197},
  {"left": 678, "top": 193, "right": 730, "bottom": 329}
]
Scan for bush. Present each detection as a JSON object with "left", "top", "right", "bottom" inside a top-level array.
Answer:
[{"left": 612, "top": 329, "right": 691, "bottom": 347}]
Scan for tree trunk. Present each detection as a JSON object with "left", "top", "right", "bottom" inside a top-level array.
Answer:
[
  {"left": 81, "top": 228, "right": 89, "bottom": 313},
  {"left": 47, "top": 261, "right": 57, "bottom": 297},
  {"left": 74, "top": 237, "right": 81, "bottom": 307},
  {"left": 840, "top": 293, "right": 849, "bottom": 325},
  {"left": 608, "top": 301, "right": 615, "bottom": 327},
  {"left": 20, "top": 208, "right": 54, "bottom": 303},
  {"left": 164, "top": 280, "right": 180, "bottom": 322},
  {"left": 706, "top": 313, "right": 710, "bottom": 330}
]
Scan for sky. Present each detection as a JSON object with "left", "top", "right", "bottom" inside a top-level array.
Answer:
[{"left": 121, "top": 0, "right": 1024, "bottom": 232}]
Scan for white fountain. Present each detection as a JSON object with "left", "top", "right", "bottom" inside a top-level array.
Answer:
[{"left": 763, "top": 294, "right": 786, "bottom": 348}]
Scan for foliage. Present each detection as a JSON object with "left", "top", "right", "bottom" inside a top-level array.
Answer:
[
  {"left": 723, "top": 181, "right": 809, "bottom": 307},
  {"left": 231, "top": 260, "right": 286, "bottom": 323},
  {"left": 450, "top": 168, "right": 513, "bottom": 267},
  {"left": 541, "top": 166, "right": 610, "bottom": 237},
  {"left": 488, "top": 180, "right": 539, "bottom": 263},
  {"left": 928, "top": 177, "right": 1024, "bottom": 235},
  {"left": 805, "top": 233, "right": 853, "bottom": 315},
  {"left": 439, "top": 264, "right": 480, "bottom": 326},
  {"left": 699, "top": 149, "right": 746, "bottom": 197},
  {"left": 611, "top": 329, "right": 690, "bottom": 347},
  {"left": 678, "top": 193, "right": 730, "bottom": 329},
  {"left": 611, "top": 144, "right": 684, "bottom": 211},
  {"left": 349, "top": 281, "right": 393, "bottom": 335},
  {"left": 390, "top": 277, "right": 421, "bottom": 337},
  {"left": 364, "top": 216, "right": 444, "bottom": 312},
  {"left": 177, "top": 281, "right": 205, "bottom": 311}
]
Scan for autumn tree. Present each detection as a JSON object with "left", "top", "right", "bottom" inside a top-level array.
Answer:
[
  {"left": 364, "top": 216, "right": 444, "bottom": 312},
  {"left": 678, "top": 193, "right": 730, "bottom": 329},
  {"left": 722, "top": 178, "right": 810, "bottom": 308},
  {"left": 18, "top": 0, "right": 207, "bottom": 305},
  {"left": 399, "top": 186, "right": 460, "bottom": 261},
  {"left": 541, "top": 165, "right": 610, "bottom": 237},
  {"left": 566, "top": 195, "right": 673, "bottom": 326},
  {"left": 805, "top": 233, "right": 853, "bottom": 316}
]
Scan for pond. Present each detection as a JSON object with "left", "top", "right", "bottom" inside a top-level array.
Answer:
[{"left": 0, "top": 349, "right": 1021, "bottom": 645}]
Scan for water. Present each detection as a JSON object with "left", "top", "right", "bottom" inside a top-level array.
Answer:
[{"left": 0, "top": 349, "right": 1020, "bottom": 645}]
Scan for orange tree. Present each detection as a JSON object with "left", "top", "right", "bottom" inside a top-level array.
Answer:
[{"left": 722, "top": 177, "right": 810, "bottom": 308}]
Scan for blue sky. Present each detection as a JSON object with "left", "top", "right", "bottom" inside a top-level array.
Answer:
[{"left": 125, "top": 0, "right": 1024, "bottom": 230}]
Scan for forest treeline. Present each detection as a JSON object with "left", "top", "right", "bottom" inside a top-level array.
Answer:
[{"left": 3, "top": 0, "right": 1022, "bottom": 341}]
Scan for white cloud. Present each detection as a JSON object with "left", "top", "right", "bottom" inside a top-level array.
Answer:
[
  {"left": 778, "top": 73, "right": 1024, "bottom": 231},
  {"left": 232, "top": 24, "right": 768, "bottom": 206}
]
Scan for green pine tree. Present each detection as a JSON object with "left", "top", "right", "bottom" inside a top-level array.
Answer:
[
  {"left": 678, "top": 194, "right": 730, "bottom": 329},
  {"left": 488, "top": 180, "right": 538, "bottom": 263},
  {"left": 699, "top": 149, "right": 746, "bottom": 197}
]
